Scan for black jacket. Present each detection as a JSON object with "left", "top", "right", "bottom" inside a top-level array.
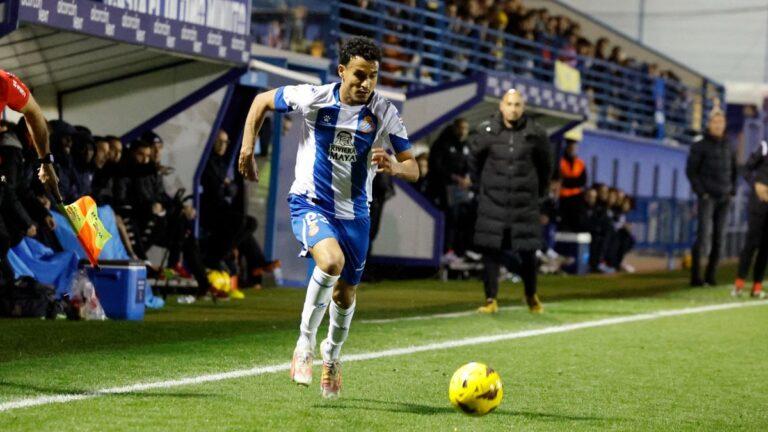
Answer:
[
  {"left": 468, "top": 114, "right": 552, "bottom": 251},
  {"left": 425, "top": 126, "right": 470, "bottom": 209},
  {"left": 115, "top": 160, "right": 168, "bottom": 222},
  {"left": 686, "top": 133, "right": 737, "bottom": 199}
]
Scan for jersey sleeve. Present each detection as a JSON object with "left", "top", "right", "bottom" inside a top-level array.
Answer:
[
  {"left": 2, "top": 72, "right": 30, "bottom": 111},
  {"left": 273, "top": 84, "right": 317, "bottom": 114},
  {"left": 380, "top": 104, "right": 411, "bottom": 154}
]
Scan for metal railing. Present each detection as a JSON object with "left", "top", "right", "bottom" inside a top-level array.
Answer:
[{"left": 325, "top": 0, "right": 725, "bottom": 143}]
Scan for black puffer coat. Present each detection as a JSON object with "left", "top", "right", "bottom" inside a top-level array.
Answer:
[
  {"left": 685, "top": 133, "right": 737, "bottom": 199},
  {"left": 468, "top": 114, "right": 552, "bottom": 252}
]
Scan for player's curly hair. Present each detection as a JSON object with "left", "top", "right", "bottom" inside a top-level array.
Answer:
[{"left": 339, "top": 36, "right": 382, "bottom": 66}]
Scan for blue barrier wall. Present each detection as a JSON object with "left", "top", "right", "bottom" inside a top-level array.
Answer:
[{"left": 578, "top": 129, "right": 691, "bottom": 199}]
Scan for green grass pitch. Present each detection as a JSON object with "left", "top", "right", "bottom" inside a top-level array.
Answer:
[{"left": 1, "top": 265, "right": 767, "bottom": 431}]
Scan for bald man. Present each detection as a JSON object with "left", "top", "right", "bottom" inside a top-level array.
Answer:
[{"left": 468, "top": 90, "right": 553, "bottom": 313}]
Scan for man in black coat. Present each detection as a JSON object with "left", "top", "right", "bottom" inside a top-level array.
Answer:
[
  {"left": 685, "top": 111, "right": 736, "bottom": 287},
  {"left": 469, "top": 89, "right": 552, "bottom": 313}
]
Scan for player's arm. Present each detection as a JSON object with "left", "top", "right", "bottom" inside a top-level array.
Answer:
[
  {"left": 19, "top": 95, "right": 49, "bottom": 158},
  {"left": 18, "top": 93, "right": 61, "bottom": 200},
  {"left": 372, "top": 148, "right": 419, "bottom": 182},
  {"left": 238, "top": 88, "right": 278, "bottom": 181}
]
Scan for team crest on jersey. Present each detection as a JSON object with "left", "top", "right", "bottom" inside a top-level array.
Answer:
[
  {"left": 359, "top": 116, "right": 376, "bottom": 134},
  {"left": 329, "top": 131, "right": 357, "bottom": 162}
]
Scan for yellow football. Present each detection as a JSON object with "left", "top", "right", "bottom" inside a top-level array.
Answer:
[{"left": 448, "top": 362, "right": 503, "bottom": 416}]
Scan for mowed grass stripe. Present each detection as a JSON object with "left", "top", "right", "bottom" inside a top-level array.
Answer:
[{"left": 1, "top": 299, "right": 765, "bottom": 414}]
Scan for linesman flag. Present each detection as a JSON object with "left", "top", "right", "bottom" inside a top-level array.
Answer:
[{"left": 59, "top": 196, "right": 112, "bottom": 267}]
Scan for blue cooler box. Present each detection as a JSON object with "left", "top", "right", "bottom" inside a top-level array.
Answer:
[
  {"left": 554, "top": 232, "right": 592, "bottom": 275},
  {"left": 83, "top": 260, "right": 147, "bottom": 320}
]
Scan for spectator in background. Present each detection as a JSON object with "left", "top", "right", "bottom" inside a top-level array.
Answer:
[
  {"left": 686, "top": 111, "right": 736, "bottom": 287},
  {"left": 71, "top": 126, "right": 95, "bottom": 197},
  {"left": 48, "top": 120, "right": 80, "bottom": 203},
  {"left": 733, "top": 141, "right": 768, "bottom": 298},
  {"left": 200, "top": 130, "right": 275, "bottom": 288},
  {"left": 580, "top": 186, "right": 612, "bottom": 273},
  {"left": 558, "top": 138, "right": 587, "bottom": 231},
  {"left": 606, "top": 195, "right": 636, "bottom": 272},
  {"left": 471, "top": 89, "right": 551, "bottom": 314},
  {"left": 105, "top": 135, "right": 123, "bottom": 165},
  {"left": 90, "top": 137, "right": 114, "bottom": 206},
  {"left": 426, "top": 118, "right": 473, "bottom": 259}
]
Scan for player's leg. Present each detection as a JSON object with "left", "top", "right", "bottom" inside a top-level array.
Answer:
[
  {"left": 287, "top": 198, "right": 344, "bottom": 386},
  {"left": 318, "top": 217, "right": 369, "bottom": 399},
  {"left": 750, "top": 215, "right": 768, "bottom": 299},
  {"left": 735, "top": 209, "right": 763, "bottom": 296},
  {"left": 290, "top": 237, "right": 344, "bottom": 386}
]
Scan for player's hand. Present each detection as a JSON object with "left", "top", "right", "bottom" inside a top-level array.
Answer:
[
  {"left": 26, "top": 224, "right": 37, "bottom": 237},
  {"left": 38, "top": 163, "right": 60, "bottom": 201},
  {"left": 371, "top": 148, "right": 400, "bottom": 176},
  {"left": 756, "top": 182, "right": 768, "bottom": 202},
  {"left": 238, "top": 149, "right": 259, "bottom": 182}
]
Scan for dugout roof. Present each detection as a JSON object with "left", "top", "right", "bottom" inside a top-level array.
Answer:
[{"left": 0, "top": 0, "right": 250, "bottom": 93}]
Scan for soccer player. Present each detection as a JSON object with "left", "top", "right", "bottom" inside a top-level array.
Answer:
[
  {"left": 0, "top": 69, "right": 59, "bottom": 195},
  {"left": 237, "top": 37, "right": 419, "bottom": 398}
]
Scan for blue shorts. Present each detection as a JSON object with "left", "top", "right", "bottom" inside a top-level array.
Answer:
[{"left": 288, "top": 195, "right": 370, "bottom": 285}]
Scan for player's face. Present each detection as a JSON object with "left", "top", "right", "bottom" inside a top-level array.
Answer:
[
  {"left": 499, "top": 92, "right": 525, "bottom": 124},
  {"left": 338, "top": 56, "right": 379, "bottom": 105},
  {"left": 708, "top": 114, "right": 726, "bottom": 138}
]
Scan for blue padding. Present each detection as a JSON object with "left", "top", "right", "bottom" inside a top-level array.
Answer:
[
  {"left": 389, "top": 134, "right": 411, "bottom": 154},
  {"left": 274, "top": 87, "right": 293, "bottom": 113},
  {"left": 9, "top": 238, "right": 78, "bottom": 298}
]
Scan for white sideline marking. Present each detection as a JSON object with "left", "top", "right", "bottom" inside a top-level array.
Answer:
[
  {"left": 359, "top": 305, "right": 524, "bottom": 324},
  {"left": 1, "top": 300, "right": 766, "bottom": 413}
]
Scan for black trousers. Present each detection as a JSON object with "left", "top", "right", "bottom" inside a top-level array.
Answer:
[
  {"left": 737, "top": 207, "right": 768, "bottom": 283},
  {"left": 481, "top": 229, "right": 537, "bottom": 299},
  {"left": 606, "top": 228, "right": 635, "bottom": 268},
  {"left": 691, "top": 195, "right": 730, "bottom": 282}
]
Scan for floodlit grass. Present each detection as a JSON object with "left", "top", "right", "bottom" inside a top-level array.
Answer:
[{"left": 2, "top": 265, "right": 767, "bottom": 431}]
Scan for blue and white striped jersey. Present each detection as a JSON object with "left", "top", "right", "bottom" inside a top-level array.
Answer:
[{"left": 274, "top": 83, "right": 411, "bottom": 220}]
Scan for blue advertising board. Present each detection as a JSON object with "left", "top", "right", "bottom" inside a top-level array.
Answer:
[{"left": 13, "top": 0, "right": 251, "bottom": 64}]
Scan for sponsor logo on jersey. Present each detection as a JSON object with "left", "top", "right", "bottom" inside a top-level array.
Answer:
[{"left": 329, "top": 131, "right": 357, "bottom": 162}]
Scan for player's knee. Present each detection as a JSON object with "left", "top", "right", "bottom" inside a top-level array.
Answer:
[
  {"left": 314, "top": 249, "right": 345, "bottom": 276},
  {"left": 333, "top": 286, "right": 356, "bottom": 308}
]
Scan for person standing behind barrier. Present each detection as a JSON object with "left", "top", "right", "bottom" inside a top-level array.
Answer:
[
  {"left": 558, "top": 138, "right": 587, "bottom": 231},
  {"left": 685, "top": 110, "right": 736, "bottom": 287},
  {"left": 470, "top": 89, "right": 552, "bottom": 314},
  {"left": 733, "top": 140, "right": 768, "bottom": 299},
  {"left": 425, "top": 118, "right": 473, "bottom": 260}
]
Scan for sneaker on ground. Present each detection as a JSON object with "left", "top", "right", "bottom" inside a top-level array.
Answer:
[
  {"left": 477, "top": 299, "right": 498, "bottom": 314},
  {"left": 176, "top": 295, "right": 196, "bottom": 305},
  {"left": 620, "top": 263, "right": 636, "bottom": 273},
  {"left": 525, "top": 294, "right": 544, "bottom": 313},
  {"left": 290, "top": 349, "right": 313, "bottom": 386},
  {"left": 317, "top": 344, "right": 341, "bottom": 400},
  {"left": 464, "top": 250, "right": 482, "bottom": 261}
]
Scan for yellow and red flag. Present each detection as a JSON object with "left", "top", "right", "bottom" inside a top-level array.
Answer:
[{"left": 59, "top": 196, "right": 112, "bottom": 267}]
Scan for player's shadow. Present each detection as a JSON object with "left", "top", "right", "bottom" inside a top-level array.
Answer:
[
  {"left": 0, "top": 380, "right": 214, "bottom": 400},
  {"left": 316, "top": 397, "right": 616, "bottom": 422}
]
